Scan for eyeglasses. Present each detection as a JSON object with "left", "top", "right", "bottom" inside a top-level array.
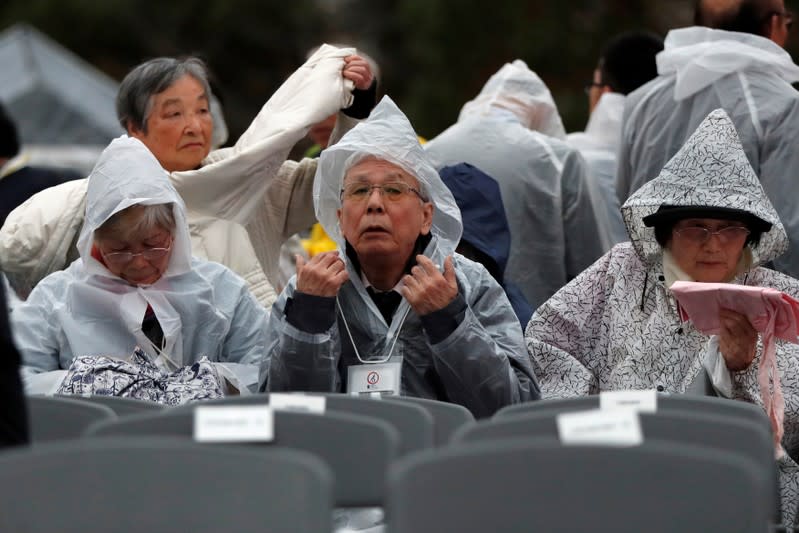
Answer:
[
  {"left": 673, "top": 226, "right": 750, "bottom": 244},
  {"left": 103, "top": 244, "right": 172, "bottom": 265},
  {"left": 340, "top": 182, "right": 426, "bottom": 202},
  {"left": 584, "top": 81, "right": 606, "bottom": 95},
  {"left": 765, "top": 9, "right": 794, "bottom": 30}
]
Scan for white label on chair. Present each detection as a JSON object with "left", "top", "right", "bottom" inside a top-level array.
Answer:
[
  {"left": 557, "top": 409, "right": 643, "bottom": 446},
  {"left": 269, "top": 393, "right": 326, "bottom": 414},
  {"left": 599, "top": 389, "right": 658, "bottom": 413},
  {"left": 193, "top": 405, "right": 274, "bottom": 443}
]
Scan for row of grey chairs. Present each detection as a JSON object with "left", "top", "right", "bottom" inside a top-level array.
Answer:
[{"left": 15, "top": 393, "right": 785, "bottom": 532}]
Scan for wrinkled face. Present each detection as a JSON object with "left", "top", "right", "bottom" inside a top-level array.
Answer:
[
  {"left": 667, "top": 218, "right": 749, "bottom": 282},
  {"left": 95, "top": 210, "right": 174, "bottom": 286},
  {"left": 337, "top": 159, "right": 434, "bottom": 267},
  {"left": 128, "top": 75, "right": 212, "bottom": 172}
]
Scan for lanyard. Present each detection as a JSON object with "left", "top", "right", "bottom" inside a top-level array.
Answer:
[{"left": 336, "top": 295, "right": 410, "bottom": 364}]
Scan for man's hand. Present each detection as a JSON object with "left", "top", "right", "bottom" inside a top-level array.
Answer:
[
  {"left": 342, "top": 55, "right": 374, "bottom": 91},
  {"left": 718, "top": 308, "right": 758, "bottom": 372},
  {"left": 401, "top": 255, "right": 457, "bottom": 316},
  {"left": 295, "top": 252, "right": 348, "bottom": 297}
]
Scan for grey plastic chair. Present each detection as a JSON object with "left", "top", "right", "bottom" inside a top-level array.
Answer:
[
  {"left": 387, "top": 437, "right": 769, "bottom": 533},
  {"left": 28, "top": 395, "right": 116, "bottom": 443},
  {"left": 0, "top": 436, "right": 332, "bottom": 533},
  {"left": 384, "top": 396, "right": 474, "bottom": 446},
  {"left": 179, "top": 392, "right": 435, "bottom": 455},
  {"left": 453, "top": 408, "right": 779, "bottom": 522},
  {"left": 495, "top": 394, "right": 772, "bottom": 434},
  {"left": 86, "top": 407, "right": 400, "bottom": 507},
  {"left": 56, "top": 394, "right": 165, "bottom": 417}
]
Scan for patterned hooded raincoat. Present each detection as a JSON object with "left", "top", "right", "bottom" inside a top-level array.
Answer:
[{"left": 527, "top": 109, "right": 799, "bottom": 525}]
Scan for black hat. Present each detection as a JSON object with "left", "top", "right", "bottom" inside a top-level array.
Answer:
[{"left": 642, "top": 205, "right": 772, "bottom": 233}]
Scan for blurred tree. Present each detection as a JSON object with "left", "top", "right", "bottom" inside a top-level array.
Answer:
[{"left": 1, "top": 0, "right": 796, "bottom": 141}]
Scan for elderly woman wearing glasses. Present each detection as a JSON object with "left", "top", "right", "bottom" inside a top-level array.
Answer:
[
  {"left": 260, "top": 97, "right": 538, "bottom": 418},
  {"left": 12, "top": 136, "right": 268, "bottom": 393},
  {"left": 527, "top": 109, "right": 799, "bottom": 524}
]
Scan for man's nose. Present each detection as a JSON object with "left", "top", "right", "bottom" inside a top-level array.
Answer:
[{"left": 366, "top": 186, "right": 385, "bottom": 212}]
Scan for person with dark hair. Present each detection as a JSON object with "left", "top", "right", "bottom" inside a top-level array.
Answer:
[
  {"left": 0, "top": 273, "right": 28, "bottom": 447},
  {"left": 0, "top": 49, "right": 374, "bottom": 304},
  {"left": 529, "top": 109, "right": 799, "bottom": 527},
  {"left": 695, "top": 0, "right": 792, "bottom": 44},
  {"left": 0, "top": 103, "right": 81, "bottom": 228},
  {"left": 617, "top": 0, "right": 799, "bottom": 278},
  {"left": 569, "top": 31, "right": 664, "bottom": 244}
]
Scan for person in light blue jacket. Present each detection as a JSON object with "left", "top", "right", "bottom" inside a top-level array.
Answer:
[
  {"left": 261, "top": 96, "right": 538, "bottom": 418},
  {"left": 13, "top": 136, "right": 268, "bottom": 393}
]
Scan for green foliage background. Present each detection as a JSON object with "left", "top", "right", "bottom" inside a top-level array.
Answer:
[{"left": 2, "top": 0, "right": 795, "bottom": 141}]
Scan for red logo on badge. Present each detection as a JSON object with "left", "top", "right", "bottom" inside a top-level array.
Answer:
[{"left": 367, "top": 371, "right": 380, "bottom": 385}]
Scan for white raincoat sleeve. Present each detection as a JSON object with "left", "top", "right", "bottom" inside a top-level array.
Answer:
[
  {"left": 12, "top": 272, "right": 66, "bottom": 377},
  {"left": 562, "top": 149, "right": 614, "bottom": 278},
  {"left": 526, "top": 249, "right": 616, "bottom": 397}
]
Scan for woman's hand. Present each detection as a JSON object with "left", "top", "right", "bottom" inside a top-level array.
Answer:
[
  {"left": 718, "top": 308, "right": 758, "bottom": 372},
  {"left": 342, "top": 55, "right": 374, "bottom": 90}
]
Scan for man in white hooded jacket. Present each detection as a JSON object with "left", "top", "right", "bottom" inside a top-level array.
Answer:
[
  {"left": 262, "top": 96, "right": 539, "bottom": 418},
  {"left": 616, "top": 0, "right": 799, "bottom": 277},
  {"left": 425, "top": 60, "right": 613, "bottom": 310}
]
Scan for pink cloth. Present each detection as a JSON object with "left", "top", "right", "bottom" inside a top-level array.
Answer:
[{"left": 671, "top": 281, "right": 799, "bottom": 451}]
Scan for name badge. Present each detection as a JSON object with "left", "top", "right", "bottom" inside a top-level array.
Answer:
[
  {"left": 599, "top": 389, "right": 658, "bottom": 413},
  {"left": 269, "top": 393, "right": 326, "bottom": 414},
  {"left": 193, "top": 405, "right": 274, "bottom": 443},
  {"left": 347, "top": 359, "right": 402, "bottom": 397},
  {"left": 557, "top": 409, "right": 643, "bottom": 447}
]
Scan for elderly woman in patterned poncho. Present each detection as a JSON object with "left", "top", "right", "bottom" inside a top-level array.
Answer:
[{"left": 526, "top": 109, "right": 799, "bottom": 525}]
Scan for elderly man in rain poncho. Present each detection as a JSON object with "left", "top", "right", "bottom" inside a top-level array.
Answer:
[
  {"left": 261, "top": 97, "right": 539, "bottom": 418},
  {"left": 424, "top": 60, "right": 614, "bottom": 310},
  {"left": 13, "top": 137, "right": 268, "bottom": 394},
  {"left": 528, "top": 109, "right": 799, "bottom": 526}
]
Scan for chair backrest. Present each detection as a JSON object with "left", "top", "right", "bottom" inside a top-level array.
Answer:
[
  {"left": 86, "top": 407, "right": 400, "bottom": 507},
  {"left": 453, "top": 408, "right": 779, "bottom": 522},
  {"left": 28, "top": 395, "right": 116, "bottom": 443},
  {"left": 387, "top": 437, "right": 769, "bottom": 533},
  {"left": 383, "top": 396, "right": 474, "bottom": 446},
  {"left": 177, "top": 393, "right": 434, "bottom": 455},
  {"left": 495, "top": 395, "right": 772, "bottom": 434},
  {"left": 0, "top": 436, "right": 332, "bottom": 532},
  {"left": 56, "top": 394, "right": 165, "bottom": 417}
]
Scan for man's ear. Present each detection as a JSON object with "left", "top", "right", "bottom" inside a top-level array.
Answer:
[
  {"left": 420, "top": 202, "right": 434, "bottom": 235},
  {"left": 127, "top": 121, "right": 144, "bottom": 141}
]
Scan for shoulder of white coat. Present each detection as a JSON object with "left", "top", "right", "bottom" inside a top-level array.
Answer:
[
  {"left": 190, "top": 258, "right": 250, "bottom": 292},
  {"left": 0, "top": 178, "right": 88, "bottom": 280}
]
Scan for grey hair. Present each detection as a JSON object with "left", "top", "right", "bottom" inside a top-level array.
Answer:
[
  {"left": 116, "top": 57, "right": 212, "bottom": 134},
  {"left": 95, "top": 203, "right": 176, "bottom": 243}
]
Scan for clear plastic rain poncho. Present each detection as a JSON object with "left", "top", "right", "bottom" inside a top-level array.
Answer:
[
  {"left": 13, "top": 136, "right": 268, "bottom": 391},
  {"left": 425, "top": 60, "right": 614, "bottom": 309},
  {"left": 617, "top": 26, "right": 799, "bottom": 277},
  {"left": 262, "top": 96, "right": 538, "bottom": 417}
]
